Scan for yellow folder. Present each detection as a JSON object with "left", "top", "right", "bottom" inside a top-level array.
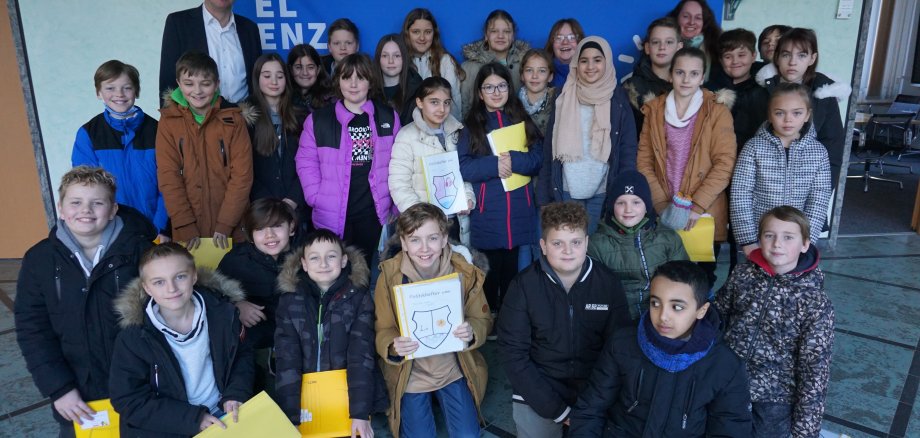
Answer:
[
  {"left": 299, "top": 369, "right": 353, "bottom": 437},
  {"left": 186, "top": 238, "right": 233, "bottom": 270},
  {"left": 486, "top": 122, "right": 531, "bottom": 192},
  {"left": 195, "top": 391, "right": 300, "bottom": 437},
  {"left": 72, "top": 399, "right": 119, "bottom": 438},
  {"left": 675, "top": 215, "right": 716, "bottom": 262}
]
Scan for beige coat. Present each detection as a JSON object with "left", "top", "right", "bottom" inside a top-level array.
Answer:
[
  {"left": 636, "top": 89, "right": 737, "bottom": 241},
  {"left": 374, "top": 251, "right": 493, "bottom": 436}
]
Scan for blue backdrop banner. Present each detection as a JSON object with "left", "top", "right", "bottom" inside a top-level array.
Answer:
[{"left": 234, "top": 0, "right": 723, "bottom": 82}]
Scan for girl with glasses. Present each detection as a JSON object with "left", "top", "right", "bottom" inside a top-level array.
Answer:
[{"left": 544, "top": 18, "right": 584, "bottom": 88}]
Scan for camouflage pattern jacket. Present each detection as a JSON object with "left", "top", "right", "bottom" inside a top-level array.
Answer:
[
  {"left": 715, "top": 245, "right": 834, "bottom": 438},
  {"left": 274, "top": 247, "right": 387, "bottom": 423}
]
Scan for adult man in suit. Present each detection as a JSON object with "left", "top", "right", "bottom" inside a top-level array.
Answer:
[{"left": 159, "top": 0, "right": 262, "bottom": 105}]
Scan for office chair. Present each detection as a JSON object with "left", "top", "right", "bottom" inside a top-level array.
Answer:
[
  {"left": 848, "top": 112, "right": 915, "bottom": 192},
  {"left": 888, "top": 94, "right": 920, "bottom": 160}
]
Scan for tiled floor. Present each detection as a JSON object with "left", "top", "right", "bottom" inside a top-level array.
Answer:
[{"left": 1, "top": 233, "right": 918, "bottom": 437}]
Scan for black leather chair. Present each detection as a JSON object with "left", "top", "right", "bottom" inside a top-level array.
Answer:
[{"left": 848, "top": 112, "right": 915, "bottom": 192}]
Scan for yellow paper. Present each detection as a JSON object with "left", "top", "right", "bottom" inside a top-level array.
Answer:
[
  {"left": 675, "top": 216, "right": 716, "bottom": 262},
  {"left": 195, "top": 391, "right": 300, "bottom": 438},
  {"left": 187, "top": 238, "right": 233, "bottom": 270},
  {"left": 486, "top": 122, "right": 531, "bottom": 192},
  {"left": 73, "top": 399, "right": 119, "bottom": 438},
  {"left": 299, "top": 369, "right": 352, "bottom": 438}
]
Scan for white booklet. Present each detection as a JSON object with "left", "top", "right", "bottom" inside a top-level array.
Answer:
[
  {"left": 393, "top": 273, "right": 465, "bottom": 359},
  {"left": 420, "top": 151, "right": 468, "bottom": 216}
]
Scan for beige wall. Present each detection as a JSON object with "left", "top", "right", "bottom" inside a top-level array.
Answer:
[{"left": 0, "top": 3, "right": 50, "bottom": 258}]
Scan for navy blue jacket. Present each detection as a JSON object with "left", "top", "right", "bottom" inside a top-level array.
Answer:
[
  {"left": 159, "top": 5, "right": 262, "bottom": 103},
  {"left": 15, "top": 206, "right": 156, "bottom": 425},
  {"left": 72, "top": 108, "right": 167, "bottom": 232},
  {"left": 537, "top": 86, "right": 638, "bottom": 208},
  {"left": 457, "top": 110, "right": 542, "bottom": 250}
]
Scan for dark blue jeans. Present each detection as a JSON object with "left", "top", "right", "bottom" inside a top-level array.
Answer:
[
  {"left": 751, "top": 402, "right": 792, "bottom": 438},
  {"left": 561, "top": 191, "right": 606, "bottom": 235},
  {"left": 399, "top": 377, "right": 480, "bottom": 437}
]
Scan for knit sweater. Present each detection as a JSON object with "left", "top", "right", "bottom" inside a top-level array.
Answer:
[
  {"left": 562, "top": 104, "right": 610, "bottom": 199},
  {"left": 665, "top": 114, "right": 697, "bottom": 196}
]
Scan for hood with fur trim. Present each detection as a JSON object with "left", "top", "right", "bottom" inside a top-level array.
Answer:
[
  {"left": 159, "top": 89, "right": 258, "bottom": 125},
  {"left": 114, "top": 269, "right": 246, "bottom": 328},
  {"left": 713, "top": 88, "right": 736, "bottom": 110},
  {"left": 755, "top": 64, "right": 851, "bottom": 102},
  {"left": 461, "top": 39, "right": 531, "bottom": 65},
  {"left": 276, "top": 246, "right": 370, "bottom": 294}
]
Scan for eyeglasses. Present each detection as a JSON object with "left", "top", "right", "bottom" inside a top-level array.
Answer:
[
  {"left": 480, "top": 82, "right": 509, "bottom": 94},
  {"left": 555, "top": 34, "right": 577, "bottom": 43}
]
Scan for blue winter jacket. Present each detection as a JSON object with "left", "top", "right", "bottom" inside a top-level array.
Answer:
[
  {"left": 72, "top": 107, "right": 167, "bottom": 232},
  {"left": 457, "top": 110, "right": 542, "bottom": 250}
]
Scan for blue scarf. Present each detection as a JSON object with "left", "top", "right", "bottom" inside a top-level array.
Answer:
[
  {"left": 551, "top": 58, "right": 569, "bottom": 88},
  {"left": 637, "top": 309, "right": 717, "bottom": 373},
  {"left": 103, "top": 105, "right": 144, "bottom": 149}
]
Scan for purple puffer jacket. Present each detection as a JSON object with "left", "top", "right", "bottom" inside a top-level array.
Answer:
[{"left": 295, "top": 99, "right": 400, "bottom": 236}]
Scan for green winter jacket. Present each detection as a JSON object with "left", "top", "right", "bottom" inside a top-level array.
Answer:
[{"left": 588, "top": 221, "right": 689, "bottom": 320}]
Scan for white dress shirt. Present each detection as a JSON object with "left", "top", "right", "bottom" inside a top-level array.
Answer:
[{"left": 203, "top": 6, "right": 247, "bottom": 103}]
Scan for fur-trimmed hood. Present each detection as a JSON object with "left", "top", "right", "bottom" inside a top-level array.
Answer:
[
  {"left": 276, "top": 246, "right": 370, "bottom": 294},
  {"left": 461, "top": 39, "right": 530, "bottom": 65},
  {"left": 755, "top": 64, "right": 851, "bottom": 102},
  {"left": 159, "top": 88, "right": 258, "bottom": 124},
  {"left": 114, "top": 269, "right": 246, "bottom": 328},
  {"left": 712, "top": 88, "right": 736, "bottom": 110}
]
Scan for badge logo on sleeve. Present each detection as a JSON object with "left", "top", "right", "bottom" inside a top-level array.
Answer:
[{"left": 412, "top": 306, "right": 453, "bottom": 349}]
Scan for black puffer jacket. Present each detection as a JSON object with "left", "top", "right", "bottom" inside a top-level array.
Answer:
[
  {"left": 14, "top": 206, "right": 155, "bottom": 425},
  {"left": 273, "top": 246, "right": 387, "bottom": 423},
  {"left": 570, "top": 309, "right": 752, "bottom": 437},
  {"left": 622, "top": 56, "right": 672, "bottom": 131},
  {"left": 715, "top": 245, "right": 833, "bottom": 438},
  {"left": 217, "top": 242, "right": 297, "bottom": 349},
  {"left": 720, "top": 77, "right": 769, "bottom": 151},
  {"left": 496, "top": 256, "right": 631, "bottom": 422},
  {"left": 109, "top": 271, "right": 254, "bottom": 437}
]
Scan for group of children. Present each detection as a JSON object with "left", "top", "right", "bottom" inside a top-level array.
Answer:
[{"left": 16, "top": 1, "right": 841, "bottom": 436}]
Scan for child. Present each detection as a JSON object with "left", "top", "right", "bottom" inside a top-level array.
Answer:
[
  {"left": 389, "top": 76, "right": 474, "bottom": 242},
  {"left": 72, "top": 60, "right": 168, "bottom": 241},
  {"left": 244, "top": 54, "right": 309, "bottom": 231},
  {"left": 457, "top": 62, "right": 542, "bottom": 313},
  {"left": 460, "top": 10, "right": 531, "bottom": 118},
  {"left": 757, "top": 25, "right": 791, "bottom": 66},
  {"left": 518, "top": 49, "right": 555, "bottom": 136},
  {"left": 544, "top": 18, "right": 584, "bottom": 88},
  {"left": 109, "top": 242, "right": 254, "bottom": 436},
  {"left": 156, "top": 52, "right": 254, "bottom": 249},
  {"left": 497, "top": 202, "right": 630, "bottom": 437},
  {"left": 538, "top": 36, "right": 638, "bottom": 235},
  {"left": 295, "top": 53, "right": 400, "bottom": 268},
  {"left": 217, "top": 198, "right": 298, "bottom": 394},
  {"left": 322, "top": 18, "right": 360, "bottom": 75},
  {"left": 715, "top": 29, "right": 769, "bottom": 150},
  {"left": 636, "top": 47, "right": 736, "bottom": 287},
  {"left": 623, "top": 17, "right": 682, "bottom": 130},
  {"left": 716, "top": 206, "right": 834, "bottom": 437},
  {"left": 287, "top": 44, "right": 335, "bottom": 114},
  {"left": 588, "top": 170, "right": 689, "bottom": 321},
  {"left": 570, "top": 261, "right": 752, "bottom": 437},
  {"left": 402, "top": 8, "right": 465, "bottom": 119},
  {"left": 731, "top": 83, "right": 831, "bottom": 255},
  {"left": 15, "top": 166, "right": 156, "bottom": 435},
  {"left": 375, "top": 34, "right": 423, "bottom": 126},
  {"left": 667, "top": 0, "right": 724, "bottom": 82},
  {"left": 375, "top": 203, "right": 492, "bottom": 437},
  {"left": 756, "top": 28, "right": 849, "bottom": 188},
  {"left": 274, "top": 229, "right": 385, "bottom": 436}
]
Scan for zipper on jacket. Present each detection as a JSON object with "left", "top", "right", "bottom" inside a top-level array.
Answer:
[
  {"left": 525, "top": 185, "right": 531, "bottom": 207},
  {"left": 55, "top": 264, "right": 62, "bottom": 301},
  {"left": 154, "top": 364, "right": 160, "bottom": 395},
  {"left": 114, "top": 270, "right": 120, "bottom": 295},
  {"left": 178, "top": 138, "right": 185, "bottom": 176},
  {"left": 479, "top": 183, "right": 486, "bottom": 214},
  {"left": 682, "top": 379, "right": 696, "bottom": 430},
  {"left": 745, "top": 278, "right": 775, "bottom": 362},
  {"left": 219, "top": 139, "right": 228, "bottom": 167},
  {"left": 626, "top": 368, "right": 644, "bottom": 413},
  {"left": 505, "top": 192, "right": 512, "bottom": 249},
  {"left": 316, "top": 300, "right": 324, "bottom": 372}
]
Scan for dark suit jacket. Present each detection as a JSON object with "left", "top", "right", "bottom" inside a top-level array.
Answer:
[{"left": 159, "top": 5, "right": 262, "bottom": 105}]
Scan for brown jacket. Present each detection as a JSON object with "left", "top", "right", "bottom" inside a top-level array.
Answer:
[
  {"left": 636, "top": 89, "right": 737, "bottom": 241},
  {"left": 374, "top": 251, "right": 493, "bottom": 437},
  {"left": 156, "top": 94, "right": 253, "bottom": 241}
]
